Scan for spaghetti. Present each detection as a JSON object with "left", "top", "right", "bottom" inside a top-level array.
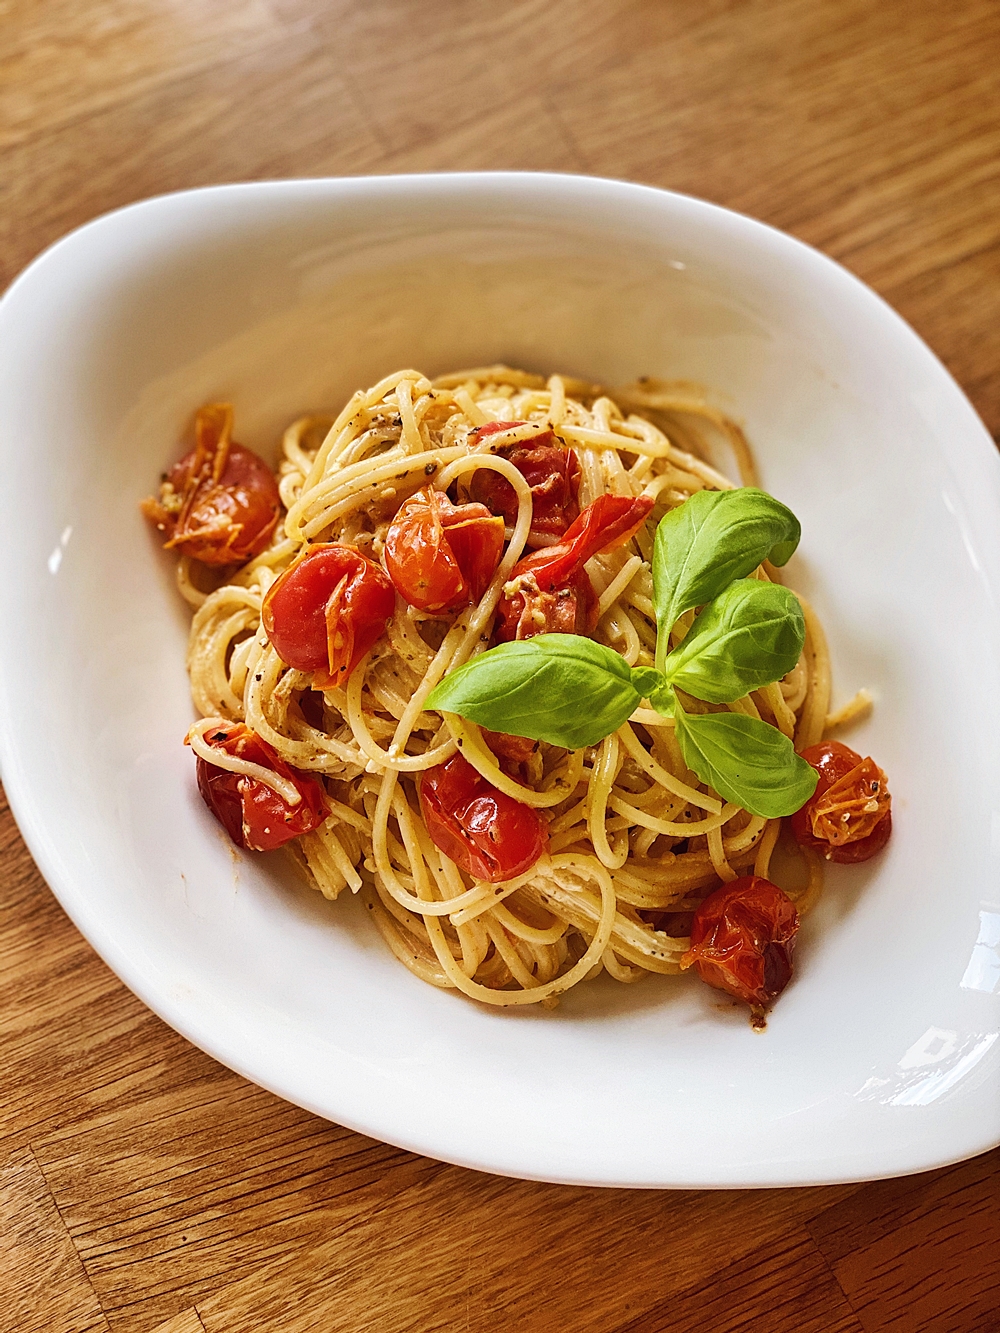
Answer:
[{"left": 166, "top": 366, "right": 850, "bottom": 1008}]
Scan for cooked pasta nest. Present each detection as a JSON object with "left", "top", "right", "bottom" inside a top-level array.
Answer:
[{"left": 179, "top": 365, "right": 843, "bottom": 1008}]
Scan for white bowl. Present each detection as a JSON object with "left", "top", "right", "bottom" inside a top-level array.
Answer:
[{"left": 1, "top": 174, "right": 998, "bottom": 1187}]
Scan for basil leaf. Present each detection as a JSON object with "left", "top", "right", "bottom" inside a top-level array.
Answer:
[
  {"left": 426, "top": 634, "right": 644, "bottom": 749},
  {"left": 652, "top": 488, "right": 801, "bottom": 660},
  {"left": 673, "top": 707, "right": 818, "bottom": 818},
  {"left": 662, "top": 580, "right": 805, "bottom": 703}
]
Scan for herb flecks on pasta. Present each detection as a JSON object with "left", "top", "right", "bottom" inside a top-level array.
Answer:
[{"left": 144, "top": 366, "right": 891, "bottom": 1014}]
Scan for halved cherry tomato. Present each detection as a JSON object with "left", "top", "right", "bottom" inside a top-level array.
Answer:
[
  {"left": 194, "top": 722, "right": 327, "bottom": 852},
  {"left": 262, "top": 544, "right": 395, "bottom": 685},
  {"left": 680, "top": 875, "right": 799, "bottom": 1015},
  {"left": 495, "top": 493, "right": 654, "bottom": 641},
  {"left": 418, "top": 752, "right": 548, "bottom": 883},
  {"left": 383, "top": 487, "right": 505, "bottom": 613},
  {"left": 141, "top": 404, "right": 280, "bottom": 565},
  {"left": 790, "top": 740, "right": 892, "bottom": 863},
  {"left": 470, "top": 422, "right": 581, "bottom": 543}
]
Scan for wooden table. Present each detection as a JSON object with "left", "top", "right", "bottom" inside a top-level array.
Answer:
[{"left": 2, "top": 2, "right": 999, "bottom": 1329}]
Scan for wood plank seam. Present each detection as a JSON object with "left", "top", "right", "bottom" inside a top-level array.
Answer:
[
  {"left": 1, "top": 1143, "right": 112, "bottom": 1333},
  {"left": 147, "top": 1310, "right": 208, "bottom": 1333},
  {"left": 26, "top": 1144, "right": 108, "bottom": 1318},
  {"left": 67, "top": 1137, "right": 421, "bottom": 1259},
  {"left": 43, "top": 1106, "right": 335, "bottom": 1218},
  {"left": 812, "top": 1234, "right": 868, "bottom": 1333}
]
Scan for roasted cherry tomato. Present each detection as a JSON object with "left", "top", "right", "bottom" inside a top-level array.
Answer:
[
  {"left": 680, "top": 875, "right": 799, "bottom": 1016},
  {"left": 383, "top": 486, "right": 505, "bottom": 613},
  {"left": 470, "top": 422, "right": 581, "bottom": 543},
  {"left": 194, "top": 722, "right": 327, "bottom": 852},
  {"left": 481, "top": 728, "right": 538, "bottom": 765},
  {"left": 141, "top": 404, "right": 280, "bottom": 565},
  {"left": 481, "top": 728, "right": 539, "bottom": 781},
  {"left": 790, "top": 740, "right": 892, "bottom": 863},
  {"left": 418, "top": 752, "right": 548, "bottom": 883},
  {"left": 495, "top": 493, "right": 654, "bottom": 641},
  {"left": 262, "top": 544, "right": 395, "bottom": 685}
]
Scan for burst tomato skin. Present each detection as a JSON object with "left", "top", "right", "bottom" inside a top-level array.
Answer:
[
  {"left": 195, "top": 722, "right": 327, "bottom": 852},
  {"left": 481, "top": 729, "right": 538, "bottom": 766},
  {"left": 418, "top": 753, "right": 548, "bottom": 883},
  {"left": 790, "top": 741, "right": 892, "bottom": 863},
  {"left": 262, "top": 544, "right": 395, "bottom": 684},
  {"left": 470, "top": 421, "right": 581, "bottom": 542},
  {"left": 481, "top": 728, "right": 539, "bottom": 782},
  {"left": 383, "top": 487, "right": 505, "bottom": 613},
  {"left": 495, "top": 493, "right": 654, "bottom": 641},
  {"left": 141, "top": 404, "right": 280, "bottom": 565},
  {"left": 681, "top": 876, "right": 800, "bottom": 1011}
]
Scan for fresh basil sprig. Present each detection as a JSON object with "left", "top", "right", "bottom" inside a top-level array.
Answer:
[
  {"left": 425, "top": 487, "right": 817, "bottom": 818},
  {"left": 653, "top": 488, "right": 799, "bottom": 669}
]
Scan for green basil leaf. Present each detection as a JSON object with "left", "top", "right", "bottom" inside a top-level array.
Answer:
[
  {"left": 426, "top": 634, "right": 644, "bottom": 749},
  {"left": 673, "top": 707, "right": 818, "bottom": 818},
  {"left": 652, "top": 487, "right": 801, "bottom": 660},
  {"left": 662, "top": 579, "right": 805, "bottom": 703}
]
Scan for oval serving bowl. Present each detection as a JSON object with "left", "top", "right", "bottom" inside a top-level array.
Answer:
[{"left": 1, "top": 173, "right": 998, "bottom": 1187}]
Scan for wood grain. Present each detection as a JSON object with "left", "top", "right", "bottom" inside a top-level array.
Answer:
[
  {"left": 809, "top": 1157, "right": 1000, "bottom": 1332},
  {"left": 2, "top": 1, "right": 1000, "bottom": 1329},
  {"left": 149, "top": 1314, "right": 207, "bottom": 1333},
  {"left": 0, "top": 1148, "right": 109, "bottom": 1333},
  {"left": 188, "top": 1173, "right": 862, "bottom": 1333},
  {"left": 611, "top": 1230, "right": 866, "bottom": 1333}
]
